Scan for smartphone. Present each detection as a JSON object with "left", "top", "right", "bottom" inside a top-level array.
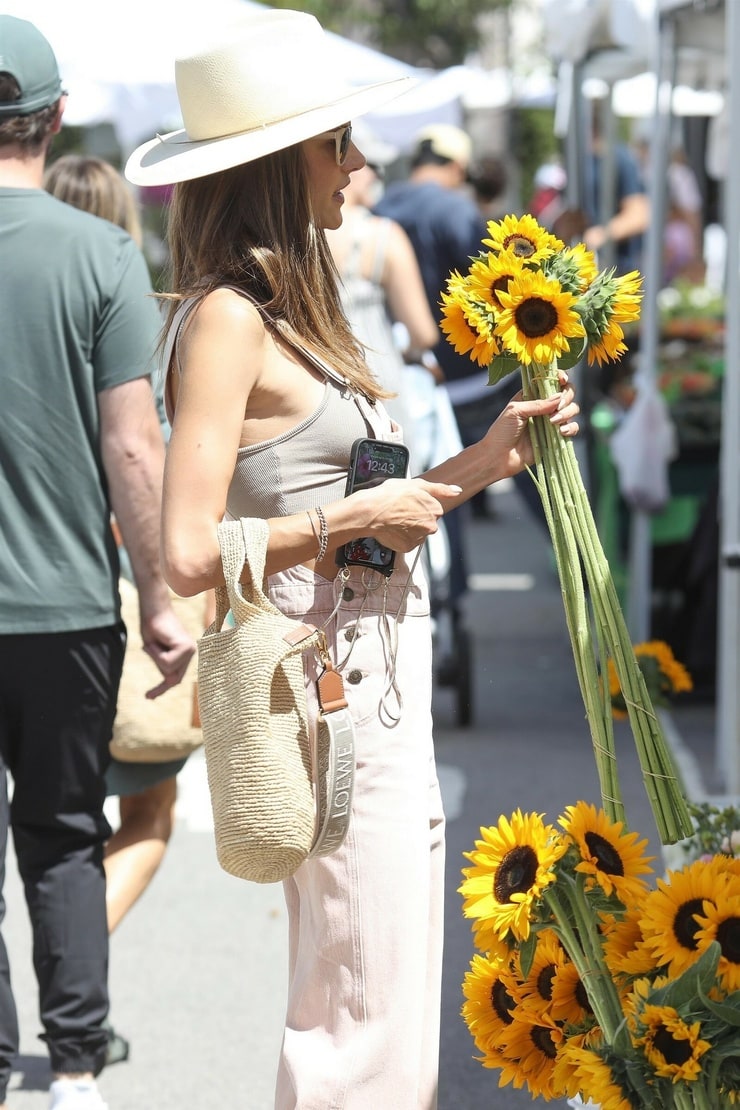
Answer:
[{"left": 337, "top": 438, "right": 411, "bottom": 576}]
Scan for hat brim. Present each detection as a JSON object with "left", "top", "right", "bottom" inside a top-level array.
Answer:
[{"left": 125, "top": 76, "right": 413, "bottom": 187}]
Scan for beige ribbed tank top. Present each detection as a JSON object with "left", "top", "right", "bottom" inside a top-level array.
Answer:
[
  {"left": 226, "top": 374, "right": 369, "bottom": 519},
  {"left": 164, "top": 291, "right": 384, "bottom": 521}
]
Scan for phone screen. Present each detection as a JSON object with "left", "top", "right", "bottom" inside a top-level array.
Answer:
[{"left": 338, "top": 438, "right": 410, "bottom": 576}]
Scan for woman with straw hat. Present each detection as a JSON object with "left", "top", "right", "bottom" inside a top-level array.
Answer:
[{"left": 126, "top": 10, "right": 579, "bottom": 1106}]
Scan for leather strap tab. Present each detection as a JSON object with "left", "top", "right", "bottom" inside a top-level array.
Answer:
[
  {"left": 283, "top": 622, "right": 317, "bottom": 647},
  {"left": 317, "top": 665, "right": 349, "bottom": 714}
]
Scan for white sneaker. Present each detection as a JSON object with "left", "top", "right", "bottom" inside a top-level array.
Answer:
[{"left": 48, "top": 1078, "right": 109, "bottom": 1110}]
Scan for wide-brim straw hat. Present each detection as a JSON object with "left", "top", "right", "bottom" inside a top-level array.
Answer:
[{"left": 125, "top": 9, "right": 414, "bottom": 187}]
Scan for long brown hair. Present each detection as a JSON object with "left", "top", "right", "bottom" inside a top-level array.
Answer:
[{"left": 163, "top": 143, "right": 388, "bottom": 399}]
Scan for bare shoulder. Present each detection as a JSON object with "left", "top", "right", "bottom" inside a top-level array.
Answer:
[{"left": 184, "top": 286, "right": 267, "bottom": 348}]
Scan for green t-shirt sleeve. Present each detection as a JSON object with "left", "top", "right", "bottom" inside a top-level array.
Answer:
[{"left": 92, "top": 237, "right": 163, "bottom": 393}]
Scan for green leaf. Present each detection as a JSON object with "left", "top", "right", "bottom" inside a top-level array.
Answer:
[
  {"left": 555, "top": 337, "right": 586, "bottom": 372},
  {"left": 697, "top": 983, "right": 740, "bottom": 1028},
  {"left": 518, "top": 932, "right": 537, "bottom": 979},
  {"left": 487, "top": 354, "right": 519, "bottom": 385},
  {"left": 649, "top": 942, "right": 721, "bottom": 1009}
]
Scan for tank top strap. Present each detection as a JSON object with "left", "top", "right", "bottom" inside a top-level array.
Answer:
[{"left": 163, "top": 296, "right": 201, "bottom": 424}]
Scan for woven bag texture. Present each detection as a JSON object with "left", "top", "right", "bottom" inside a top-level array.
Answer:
[
  {"left": 197, "top": 517, "right": 319, "bottom": 883},
  {"left": 110, "top": 579, "right": 204, "bottom": 763}
]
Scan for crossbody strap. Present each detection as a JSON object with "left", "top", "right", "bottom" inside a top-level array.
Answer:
[{"left": 308, "top": 638, "right": 355, "bottom": 857}]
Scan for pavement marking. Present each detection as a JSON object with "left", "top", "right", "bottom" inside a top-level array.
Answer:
[{"left": 468, "top": 573, "right": 534, "bottom": 592}]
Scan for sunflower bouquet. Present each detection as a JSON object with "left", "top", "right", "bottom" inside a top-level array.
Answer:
[
  {"left": 459, "top": 804, "right": 740, "bottom": 1108},
  {"left": 607, "top": 641, "right": 693, "bottom": 720},
  {"left": 440, "top": 214, "right": 693, "bottom": 845}
]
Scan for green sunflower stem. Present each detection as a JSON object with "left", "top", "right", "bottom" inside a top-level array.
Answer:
[
  {"left": 518, "top": 362, "right": 693, "bottom": 845},
  {"left": 672, "top": 1082, "right": 714, "bottom": 1110},
  {"left": 527, "top": 414, "right": 625, "bottom": 825},
  {"left": 542, "top": 879, "right": 624, "bottom": 1043}
]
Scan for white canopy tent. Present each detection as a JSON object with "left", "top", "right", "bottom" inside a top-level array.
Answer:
[
  {"left": 0, "top": 0, "right": 419, "bottom": 152},
  {"left": 1, "top": 0, "right": 552, "bottom": 156}
]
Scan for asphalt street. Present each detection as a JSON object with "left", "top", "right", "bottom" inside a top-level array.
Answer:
[{"left": 2, "top": 479, "right": 713, "bottom": 1110}]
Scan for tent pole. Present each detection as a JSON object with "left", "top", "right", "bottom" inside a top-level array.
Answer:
[
  {"left": 716, "top": 0, "right": 740, "bottom": 795},
  {"left": 626, "top": 13, "right": 675, "bottom": 642}
]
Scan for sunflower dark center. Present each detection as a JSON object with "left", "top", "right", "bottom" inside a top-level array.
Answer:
[
  {"left": 584, "top": 831, "right": 625, "bottom": 876},
  {"left": 513, "top": 297, "right": 558, "bottom": 338},
  {"left": 537, "top": 965, "right": 556, "bottom": 1001},
  {"left": 653, "top": 1024, "right": 693, "bottom": 1066},
  {"left": 717, "top": 916, "right": 740, "bottom": 963},
  {"left": 491, "top": 275, "right": 512, "bottom": 306},
  {"left": 575, "top": 979, "right": 594, "bottom": 1013},
  {"left": 491, "top": 979, "right": 515, "bottom": 1024},
  {"left": 503, "top": 233, "right": 536, "bottom": 259},
  {"left": 494, "top": 845, "right": 539, "bottom": 903},
  {"left": 530, "top": 1024, "right": 558, "bottom": 1060},
  {"left": 674, "top": 898, "right": 707, "bottom": 949}
]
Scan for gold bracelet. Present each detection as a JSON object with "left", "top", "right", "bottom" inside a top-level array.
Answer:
[
  {"left": 315, "top": 505, "right": 329, "bottom": 561},
  {"left": 306, "top": 509, "right": 321, "bottom": 557}
]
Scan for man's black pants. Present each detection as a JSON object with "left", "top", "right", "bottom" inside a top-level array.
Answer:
[{"left": 0, "top": 624, "right": 125, "bottom": 1099}]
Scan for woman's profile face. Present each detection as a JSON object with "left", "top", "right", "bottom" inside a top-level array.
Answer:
[{"left": 301, "top": 126, "right": 365, "bottom": 230}]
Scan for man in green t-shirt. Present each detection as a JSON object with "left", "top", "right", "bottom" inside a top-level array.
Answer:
[{"left": 0, "top": 17, "right": 195, "bottom": 1110}]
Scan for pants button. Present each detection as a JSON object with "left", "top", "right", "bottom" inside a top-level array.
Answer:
[
  {"left": 342, "top": 586, "right": 355, "bottom": 601},
  {"left": 347, "top": 669, "right": 363, "bottom": 685},
  {"left": 344, "top": 625, "right": 357, "bottom": 642}
]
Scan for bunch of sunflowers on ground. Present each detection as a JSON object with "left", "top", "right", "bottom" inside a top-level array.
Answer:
[
  {"left": 607, "top": 641, "right": 693, "bottom": 720},
  {"left": 459, "top": 803, "right": 740, "bottom": 1108},
  {"left": 440, "top": 214, "right": 693, "bottom": 846}
]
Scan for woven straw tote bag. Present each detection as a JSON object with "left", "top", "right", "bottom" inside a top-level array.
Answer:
[
  {"left": 110, "top": 579, "right": 204, "bottom": 762},
  {"left": 197, "top": 517, "right": 354, "bottom": 884}
]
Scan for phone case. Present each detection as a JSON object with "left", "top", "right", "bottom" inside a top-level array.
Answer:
[{"left": 338, "top": 438, "right": 410, "bottom": 576}]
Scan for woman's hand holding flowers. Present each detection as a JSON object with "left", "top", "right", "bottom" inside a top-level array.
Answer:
[{"left": 485, "top": 369, "right": 580, "bottom": 478}]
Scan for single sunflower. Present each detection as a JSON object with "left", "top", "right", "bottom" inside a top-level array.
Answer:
[
  {"left": 639, "top": 856, "right": 724, "bottom": 976},
  {"left": 549, "top": 960, "right": 596, "bottom": 1027},
  {"left": 695, "top": 887, "right": 740, "bottom": 992},
  {"left": 634, "top": 1005, "right": 712, "bottom": 1082},
  {"left": 496, "top": 1011, "right": 566, "bottom": 1100},
  {"left": 439, "top": 287, "right": 499, "bottom": 368},
  {"left": 580, "top": 268, "right": 643, "bottom": 365},
  {"left": 461, "top": 952, "right": 520, "bottom": 1052},
  {"left": 601, "top": 907, "right": 656, "bottom": 979},
  {"left": 467, "top": 252, "right": 528, "bottom": 311},
  {"left": 544, "top": 241, "right": 598, "bottom": 294},
  {"left": 483, "top": 213, "right": 564, "bottom": 264},
  {"left": 515, "top": 928, "right": 566, "bottom": 1018},
  {"left": 559, "top": 801, "right": 654, "bottom": 904},
  {"left": 460, "top": 810, "right": 567, "bottom": 947},
  {"left": 553, "top": 1043, "right": 633, "bottom": 1110},
  {"left": 494, "top": 269, "right": 585, "bottom": 366}
]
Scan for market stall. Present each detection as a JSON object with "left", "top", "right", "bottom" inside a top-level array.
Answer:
[{"left": 544, "top": 0, "right": 739, "bottom": 790}]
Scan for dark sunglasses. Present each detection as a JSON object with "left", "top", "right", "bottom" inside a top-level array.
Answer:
[{"left": 318, "top": 123, "right": 352, "bottom": 166}]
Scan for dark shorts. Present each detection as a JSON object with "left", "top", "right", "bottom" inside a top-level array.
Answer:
[{"left": 105, "top": 755, "right": 189, "bottom": 798}]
